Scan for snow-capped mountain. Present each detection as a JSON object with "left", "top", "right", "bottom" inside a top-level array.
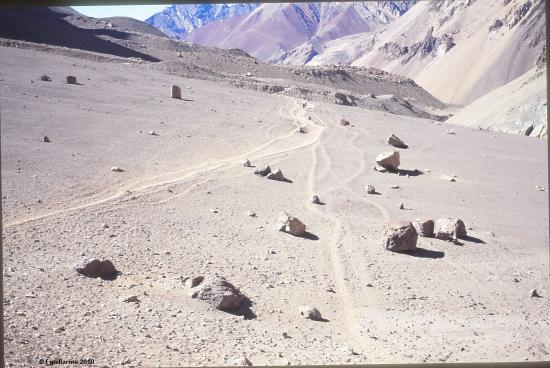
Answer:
[
  {"left": 183, "top": 1, "right": 415, "bottom": 61},
  {"left": 145, "top": 3, "right": 259, "bottom": 38}
]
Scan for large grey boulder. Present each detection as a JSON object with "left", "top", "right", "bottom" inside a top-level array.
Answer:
[
  {"left": 171, "top": 85, "right": 181, "bottom": 99},
  {"left": 381, "top": 221, "right": 418, "bottom": 252},
  {"left": 375, "top": 151, "right": 400, "bottom": 171},
  {"left": 434, "top": 217, "right": 467, "bottom": 241},
  {"left": 75, "top": 259, "right": 118, "bottom": 279},
  {"left": 413, "top": 219, "right": 435, "bottom": 237},
  {"left": 277, "top": 212, "right": 306, "bottom": 237},
  {"left": 387, "top": 134, "right": 408, "bottom": 149},
  {"left": 266, "top": 169, "right": 286, "bottom": 181},
  {"left": 188, "top": 274, "right": 246, "bottom": 311}
]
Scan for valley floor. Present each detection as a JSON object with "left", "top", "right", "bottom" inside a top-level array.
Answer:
[{"left": 1, "top": 46, "right": 549, "bottom": 366}]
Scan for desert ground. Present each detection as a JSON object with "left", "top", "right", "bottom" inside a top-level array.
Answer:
[{"left": 1, "top": 42, "right": 549, "bottom": 367}]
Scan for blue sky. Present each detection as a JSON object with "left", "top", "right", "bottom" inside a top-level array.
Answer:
[{"left": 72, "top": 5, "right": 170, "bottom": 21}]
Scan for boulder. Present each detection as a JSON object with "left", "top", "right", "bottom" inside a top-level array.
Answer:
[
  {"left": 381, "top": 221, "right": 418, "bottom": 252},
  {"left": 387, "top": 134, "right": 408, "bottom": 149},
  {"left": 413, "top": 219, "right": 434, "bottom": 237},
  {"left": 366, "top": 185, "right": 376, "bottom": 194},
  {"left": 296, "top": 126, "right": 306, "bottom": 133},
  {"left": 171, "top": 85, "right": 181, "bottom": 99},
  {"left": 40, "top": 75, "right": 51, "bottom": 82},
  {"left": 242, "top": 159, "right": 251, "bottom": 167},
  {"left": 254, "top": 164, "right": 271, "bottom": 177},
  {"left": 530, "top": 289, "right": 541, "bottom": 298},
  {"left": 188, "top": 274, "right": 246, "bottom": 311},
  {"left": 340, "top": 118, "right": 350, "bottom": 126},
  {"left": 66, "top": 76, "right": 77, "bottom": 84},
  {"left": 43, "top": 136, "right": 50, "bottom": 143},
  {"left": 75, "top": 259, "right": 118, "bottom": 279},
  {"left": 277, "top": 212, "right": 306, "bottom": 237},
  {"left": 267, "top": 169, "right": 286, "bottom": 181},
  {"left": 149, "top": 130, "right": 158, "bottom": 136},
  {"left": 311, "top": 195, "right": 322, "bottom": 204},
  {"left": 298, "top": 305, "right": 322, "bottom": 321},
  {"left": 434, "top": 217, "right": 467, "bottom": 240},
  {"left": 375, "top": 151, "right": 400, "bottom": 171}
]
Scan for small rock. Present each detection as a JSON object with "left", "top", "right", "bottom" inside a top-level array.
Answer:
[
  {"left": 282, "top": 332, "right": 290, "bottom": 338},
  {"left": 387, "top": 134, "right": 408, "bottom": 149},
  {"left": 42, "top": 136, "right": 50, "bottom": 143},
  {"left": 296, "top": 126, "right": 306, "bottom": 133},
  {"left": 391, "top": 185, "right": 400, "bottom": 189},
  {"left": 375, "top": 151, "right": 400, "bottom": 171},
  {"left": 413, "top": 219, "right": 434, "bottom": 237},
  {"left": 366, "top": 185, "right": 376, "bottom": 194},
  {"left": 184, "top": 276, "right": 204, "bottom": 288},
  {"left": 246, "top": 211, "right": 256, "bottom": 217},
  {"left": 267, "top": 169, "right": 286, "bottom": 181},
  {"left": 398, "top": 202, "right": 404, "bottom": 210},
  {"left": 40, "top": 75, "right": 51, "bottom": 82},
  {"left": 242, "top": 159, "right": 251, "bottom": 167},
  {"left": 381, "top": 221, "right": 418, "bottom": 252},
  {"left": 66, "top": 76, "right": 77, "bottom": 84},
  {"left": 311, "top": 195, "right": 322, "bottom": 204},
  {"left": 171, "top": 85, "right": 181, "bottom": 99},
  {"left": 434, "top": 217, "right": 467, "bottom": 241},
  {"left": 123, "top": 296, "right": 140, "bottom": 303},
  {"left": 254, "top": 164, "right": 271, "bottom": 177},
  {"left": 111, "top": 166, "right": 124, "bottom": 172},
  {"left": 298, "top": 305, "right": 322, "bottom": 321},
  {"left": 101, "top": 223, "right": 109, "bottom": 229},
  {"left": 149, "top": 130, "right": 158, "bottom": 136},
  {"left": 373, "top": 165, "right": 388, "bottom": 173},
  {"left": 209, "top": 209, "right": 219, "bottom": 213},
  {"left": 54, "top": 326, "right": 65, "bottom": 333},
  {"left": 530, "top": 289, "right": 541, "bottom": 298},
  {"left": 230, "top": 355, "right": 252, "bottom": 366},
  {"left": 340, "top": 118, "right": 350, "bottom": 126},
  {"left": 246, "top": 72, "right": 252, "bottom": 77},
  {"left": 445, "top": 129, "right": 456, "bottom": 135},
  {"left": 276, "top": 212, "right": 306, "bottom": 237},
  {"left": 75, "top": 259, "right": 118, "bottom": 280},
  {"left": 536, "top": 185, "right": 545, "bottom": 191}
]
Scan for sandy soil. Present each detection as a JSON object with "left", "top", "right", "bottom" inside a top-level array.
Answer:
[{"left": 1, "top": 45, "right": 549, "bottom": 367}]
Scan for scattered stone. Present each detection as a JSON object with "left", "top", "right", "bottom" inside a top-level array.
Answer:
[
  {"left": 184, "top": 276, "right": 204, "bottom": 289},
  {"left": 373, "top": 165, "right": 388, "bottom": 173},
  {"left": 254, "top": 164, "right": 271, "bottom": 177},
  {"left": 381, "top": 221, "right": 418, "bottom": 252},
  {"left": 391, "top": 185, "right": 400, "bottom": 189},
  {"left": 101, "top": 223, "right": 109, "bottom": 230},
  {"left": 246, "top": 211, "right": 256, "bottom": 217},
  {"left": 366, "top": 185, "right": 376, "bottom": 194},
  {"left": 188, "top": 274, "right": 246, "bottom": 311},
  {"left": 42, "top": 136, "right": 50, "bottom": 143},
  {"left": 398, "top": 202, "right": 404, "bottom": 210},
  {"left": 242, "top": 159, "right": 251, "bottom": 167},
  {"left": 413, "top": 219, "right": 435, "bottom": 237},
  {"left": 209, "top": 209, "right": 219, "bottom": 213},
  {"left": 536, "top": 185, "right": 545, "bottom": 191},
  {"left": 307, "top": 116, "right": 312, "bottom": 120},
  {"left": 230, "top": 355, "right": 252, "bottom": 366},
  {"left": 282, "top": 332, "right": 290, "bottom": 338},
  {"left": 445, "top": 129, "right": 456, "bottom": 135},
  {"left": 375, "top": 151, "right": 400, "bottom": 171},
  {"left": 296, "top": 126, "right": 306, "bottom": 133},
  {"left": 340, "top": 118, "right": 350, "bottom": 126},
  {"left": 277, "top": 212, "right": 306, "bottom": 237},
  {"left": 66, "top": 76, "right": 77, "bottom": 84},
  {"left": 75, "top": 259, "right": 118, "bottom": 280},
  {"left": 387, "top": 134, "right": 408, "bottom": 149},
  {"left": 530, "top": 289, "right": 541, "bottom": 298},
  {"left": 123, "top": 296, "right": 140, "bottom": 303},
  {"left": 267, "top": 169, "right": 286, "bottom": 181},
  {"left": 40, "top": 75, "right": 51, "bottom": 82},
  {"left": 246, "top": 72, "right": 252, "bottom": 77},
  {"left": 54, "top": 326, "right": 65, "bottom": 333},
  {"left": 434, "top": 217, "right": 467, "bottom": 240},
  {"left": 311, "top": 195, "right": 322, "bottom": 204},
  {"left": 111, "top": 166, "right": 124, "bottom": 172},
  {"left": 171, "top": 85, "right": 181, "bottom": 99},
  {"left": 149, "top": 130, "right": 158, "bottom": 136},
  {"left": 298, "top": 305, "right": 323, "bottom": 321}
]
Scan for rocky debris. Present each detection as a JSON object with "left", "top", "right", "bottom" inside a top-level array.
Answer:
[
  {"left": 40, "top": 75, "right": 51, "bottom": 81},
  {"left": 75, "top": 259, "right": 118, "bottom": 279},
  {"left": 398, "top": 202, "right": 404, "bottom": 210},
  {"left": 298, "top": 305, "right": 323, "bottom": 321},
  {"left": 101, "top": 223, "right": 109, "bottom": 229},
  {"left": 530, "top": 289, "right": 541, "bottom": 298},
  {"left": 334, "top": 92, "right": 355, "bottom": 106},
  {"left": 434, "top": 217, "right": 467, "bottom": 241},
  {"left": 366, "top": 185, "right": 376, "bottom": 194},
  {"left": 66, "top": 75, "right": 77, "bottom": 84},
  {"left": 123, "top": 295, "right": 140, "bottom": 303},
  {"left": 266, "top": 169, "right": 286, "bottom": 181},
  {"left": 443, "top": 175, "right": 457, "bottom": 182},
  {"left": 445, "top": 129, "right": 456, "bottom": 135},
  {"left": 296, "top": 126, "right": 306, "bottom": 133},
  {"left": 311, "top": 195, "right": 322, "bottom": 204},
  {"left": 340, "top": 118, "right": 350, "bottom": 126},
  {"left": 387, "top": 134, "right": 408, "bottom": 149},
  {"left": 536, "top": 185, "right": 545, "bottom": 191},
  {"left": 246, "top": 211, "right": 256, "bottom": 217},
  {"left": 254, "top": 164, "right": 271, "bottom": 177},
  {"left": 242, "top": 159, "right": 251, "bottom": 167},
  {"left": 187, "top": 274, "right": 246, "bottom": 311},
  {"left": 171, "top": 85, "right": 181, "bottom": 99},
  {"left": 111, "top": 166, "right": 124, "bottom": 172},
  {"left": 230, "top": 355, "right": 252, "bottom": 366},
  {"left": 183, "top": 276, "right": 204, "bottom": 288},
  {"left": 413, "top": 219, "right": 435, "bottom": 237},
  {"left": 149, "top": 130, "right": 158, "bottom": 136},
  {"left": 381, "top": 221, "right": 418, "bottom": 252},
  {"left": 277, "top": 212, "right": 306, "bottom": 237},
  {"left": 209, "top": 208, "right": 219, "bottom": 213},
  {"left": 375, "top": 151, "right": 400, "bottom": 171},
  {"left": 42, "top": 136, "right": 50, "bottom": 143}
]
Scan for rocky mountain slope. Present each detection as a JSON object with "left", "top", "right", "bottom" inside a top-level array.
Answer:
[
  {"left": 289, "top": 0, "right": 545, "bottom": 106},
  {"left": 145, "top": 3, "right": 260, "bottom": 39},
  {"left": 184, "top": 1, "right": 415, "bottom": 61}
]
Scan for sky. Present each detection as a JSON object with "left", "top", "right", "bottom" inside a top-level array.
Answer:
[{"left": 72, "top": 5, "right": 170, "bottom": 21}]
